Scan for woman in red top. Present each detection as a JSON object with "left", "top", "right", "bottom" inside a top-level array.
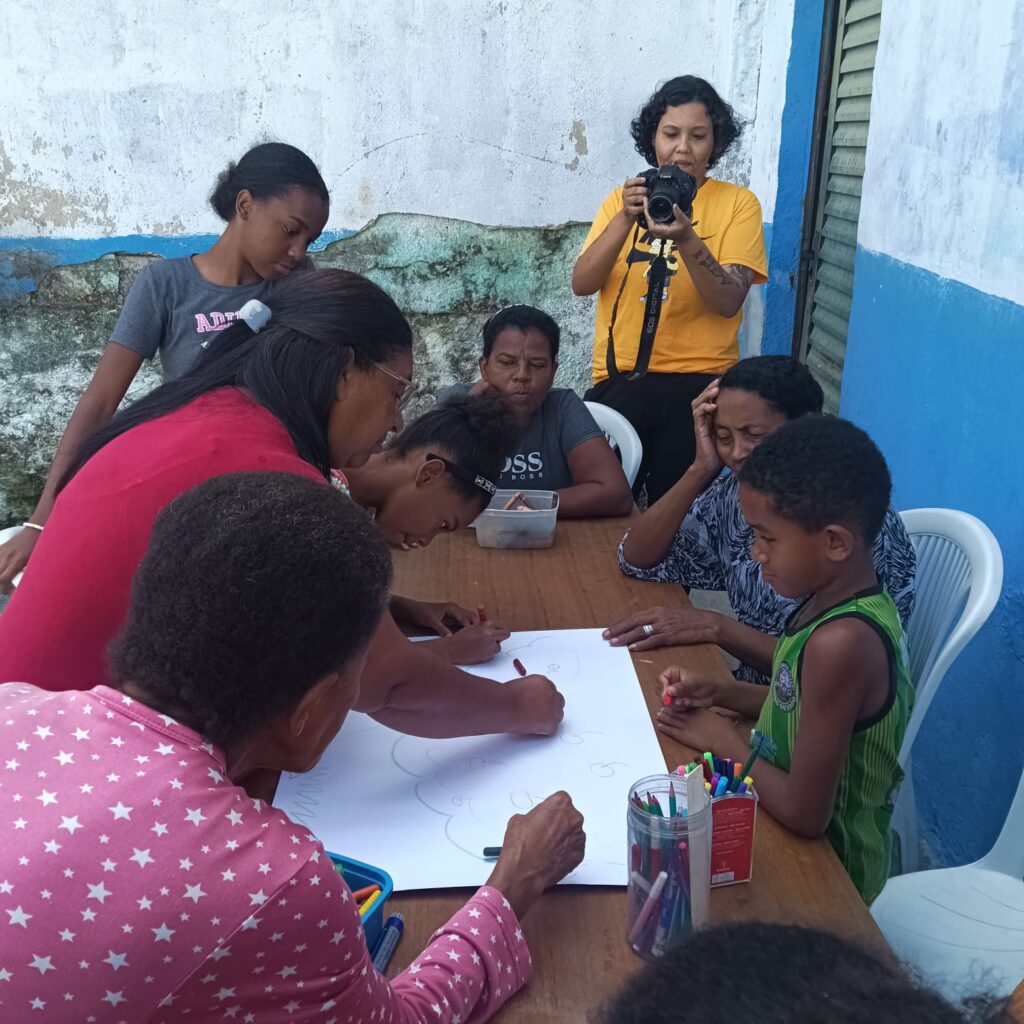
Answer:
[{"left": 0, "top": 269, "right": 565, "bottom": 741}]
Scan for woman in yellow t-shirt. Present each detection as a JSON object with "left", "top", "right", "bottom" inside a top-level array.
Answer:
[{"left": 573, "top": 76, "right": 768, "bottom": 505}]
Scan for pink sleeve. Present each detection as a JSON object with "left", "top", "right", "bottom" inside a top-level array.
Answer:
[{"left": 158, "top": 853, "right": 530, "bottom": 1024}]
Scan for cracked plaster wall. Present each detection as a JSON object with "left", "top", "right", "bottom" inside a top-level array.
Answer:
[{"left": 1, "top": 0, "right": 797, "bottom": 523}]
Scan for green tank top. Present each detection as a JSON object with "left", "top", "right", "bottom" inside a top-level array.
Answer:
[{"left": 754, "top": 584, "right": 913, "bottom": 904}]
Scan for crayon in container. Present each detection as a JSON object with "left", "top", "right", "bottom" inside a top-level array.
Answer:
[
  {"left": 626, "top": 774, "right": 711, "bottom": 961},
  {"left": 328, "top": 851, "right": 394, "bottom": 950}
]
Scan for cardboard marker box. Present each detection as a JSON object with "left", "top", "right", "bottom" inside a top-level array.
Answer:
[{"left": 710, "top": 790, "right": 758, "bottom": 887}]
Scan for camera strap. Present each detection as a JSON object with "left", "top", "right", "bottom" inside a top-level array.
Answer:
[{"left": 606, "top": 225, "right": 669, "bottom": 382}]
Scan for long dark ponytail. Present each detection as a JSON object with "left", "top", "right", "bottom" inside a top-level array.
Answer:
[{"left": 58, "top": 269, "right": 413, "bottom": 490}]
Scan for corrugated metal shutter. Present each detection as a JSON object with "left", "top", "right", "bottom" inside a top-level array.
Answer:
[{"left": 797, "top": 0, "right": 881, "bottom": 413}]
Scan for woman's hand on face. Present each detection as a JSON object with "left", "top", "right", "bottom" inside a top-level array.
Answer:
[
  {"left": 621, "top": 176, "right": 648, "bottom": 222},
  {"left": 691, "top": 379, "right": 724, "bottom": 477},
  {"left": 428, "top": 622, "right": 511, "bottom": 665},
  {"left": 642, "top": 200, "right": 698, "bottom": 247},
  {"left": 603, "top": 606, "right": 718, "bottom": 651},
  {"left": 486, "top": 791, "right": 586, "bottom": 918}
]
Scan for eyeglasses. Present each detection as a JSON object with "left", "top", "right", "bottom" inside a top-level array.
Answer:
[
  {"left": 426, "top": 452, "right": 497, "bottom": 498},
  {"left": 372, "top": 362, "right": 417, "bottom": 411}
]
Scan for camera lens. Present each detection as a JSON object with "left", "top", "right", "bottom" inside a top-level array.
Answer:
[{"left": 647, "top": 194, "right": 676, "bottom": 224}]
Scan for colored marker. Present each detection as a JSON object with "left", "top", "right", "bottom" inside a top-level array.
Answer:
[
  {"left": 351, "top": 884, "right": 381, "bottom": 903},
  {"left": 482, "top": 846, "right": 502, "bottom": 858},
  {"left": 371, "top": 913, "right": 405, "bottom": 972},
  {"left": 512, "top": 658, "right": 527, "bottom": 677},
  {"left": 709, "top": 773, "right": 720, "bottom": 794},
  {"left": 662, "top": 691, "right": 673, "bottom": 706},
  {"left": 477, "top": 604, "right": 488, "bottom": 623},
  {"left": 628, "top": 870, "right": 668, "bottom": 945},
  {"left": 702, "top": 752, "right": 715, "bottom": 781},
  {"left": 668, "top": 781, "right": 677, "bottom": 818},
  {"left": 714, "top": 775, "right": 729, "bottom": 798},
  {"left": 738, "top": 730, "right": 765, "bottom": 784},
  {"left": 359, "top": 888, "right": 383, "bottom": 918}
]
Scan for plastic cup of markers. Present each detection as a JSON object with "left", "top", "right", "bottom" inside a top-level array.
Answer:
[{"left": 626, "top": 773, "right": 711, "bottom": 961}]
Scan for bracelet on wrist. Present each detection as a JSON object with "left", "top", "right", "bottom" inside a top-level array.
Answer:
[{"left": 22, "top": 522, "right": 44, "bottom": 533}]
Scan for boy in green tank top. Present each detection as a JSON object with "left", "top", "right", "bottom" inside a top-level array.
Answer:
[{"left": 654, "top": 415, "right": 913, "bottom": 903}]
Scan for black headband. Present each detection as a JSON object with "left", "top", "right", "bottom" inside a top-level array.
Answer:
[{"left": 427, "top": 452, "right": 497, "bottom": 498}]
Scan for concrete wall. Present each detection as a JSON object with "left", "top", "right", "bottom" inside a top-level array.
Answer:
[
  {"left": 0, "top": 0, "right": 800, "bottom": 523},
  {"left": 841, "top": 0, "right": 1024, "bottom": 866}
]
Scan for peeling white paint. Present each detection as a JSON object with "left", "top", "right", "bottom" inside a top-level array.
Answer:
[
  {"left": 859, "top": 0, "right": 1024, "bottom": 304},
  {"left": 1, "top": 0, "right": 791, "bottom": 236}
]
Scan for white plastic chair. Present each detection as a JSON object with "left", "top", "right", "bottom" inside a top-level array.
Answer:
[
  {"left": 584, "top": 401, "right": 643, "bottom": 488},
  {"left": 0, "top": 525, "right": 24, "bottom": 589},
  {"left": 872, "top": 766, "right": 1024, "bottom": 1001},
  {"left": 890, "top": 509, "right": 1004, "bottom": 873},
  {"left": 871, "top": 510, "right": 1018, "bottom": 999}
]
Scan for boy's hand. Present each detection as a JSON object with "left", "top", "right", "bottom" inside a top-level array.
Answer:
[
  {"left": 428, "top": 622, "right": 511, "bottom": 665},
  {"left": 655, "top": 706, "right": 745, "bottom": 757},
  {"left": 659, "top": 666, "right": 720, "bottom": 709}
]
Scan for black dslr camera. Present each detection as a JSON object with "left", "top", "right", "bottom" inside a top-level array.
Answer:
[{"left": 637, "top": 164, "right": 698, "bottom": 228}]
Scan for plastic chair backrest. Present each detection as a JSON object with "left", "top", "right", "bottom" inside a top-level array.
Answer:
[
  {"left": 584, "top": 402, "right": 643, "bottom": 488},
  {"left": 898, "top": 508, "right": 1003, "bottom": 765}
]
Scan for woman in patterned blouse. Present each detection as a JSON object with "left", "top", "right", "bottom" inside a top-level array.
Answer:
[
  {"left": 603, "top": 356, "right": 916, "bottom": 684},
  {"left": 0, "top": 472, "right": 585, "bottom": 1022}
]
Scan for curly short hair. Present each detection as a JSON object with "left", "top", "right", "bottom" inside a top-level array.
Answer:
[
  {"left": 109, "top": 472, "right": 392, "bottom": 748},
  {"left": 630, "top": 76, "right": 741, "bottom": 169},
  {"left": 598, "top": 923, "right": 1009, "bottom": 1024},
  {"left": 719, "top": 356, "right": 825, "bottom": 419},
  {"left": 482, "top": 304, "right": 561, "bottom": 362},
  {"left": 739, "top": 415, "right": 892, "bottom": 543}
]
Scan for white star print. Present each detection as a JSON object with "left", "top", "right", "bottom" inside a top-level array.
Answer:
[
  {"left": 60, "top": 928, "right": 75, "bottom": 941},
  {"left": 154, "top": 742, "right": 174, "bottom": 756},
  {"left": 6, "top": 905, "right": 31, "bottom": 927},
  {"left": 102, "top": 990, "right": 125, "bottom": 1006},
  {"left": 28, "top": 954, "right": 55, "bottom": 974},
  {"left": 137, "top": 896, "right": 152, "bottom": 910},
  {"left": 130, "top": 848, "right": 154, "bottom": 868},
  {"left": 184, "top": 807, "right": 207, "bottom": 826},
  {"left": 108, "top": 801, "right": 132, "bottom": 820},
  {"left": 43, "top": 839, "right": 61, "bottom": 854},
  {"left": 54, "top": 750, "right": 74, "bottom": 765},
  {"left": 150, "top": 822, "right": 168, "bottom": 837},
  {"left": 12, "top": 819, "right": 27, "bottom": 830},
  {"left": 33, "top": 725, "right": 53, "bottom": 740},
  {"left": 36, "top": 789, "right": 57, "bottom": 807},
  {"left": 5, "top": 758, "right": 19, "bottom": 770},
  {"left": 58, "top": 815, "right": 83, "bottom": 834},
  {"left": 103, "top": 950, "right": 129, "bottom": 971},
  {"left": 249, "top": 890, "right": 268, "bottom": 906},
  {"left": 86, "top": 881, "right": 112, "bottom": 903},
  {"left": 183, "top": 884, "right": 207, "bottom": 904},
  {"left": 72, "top": 728, "right": 89, "bottom": 741},
  {"left": 152, "top": 923, "right": 175, "bottom": 942}
]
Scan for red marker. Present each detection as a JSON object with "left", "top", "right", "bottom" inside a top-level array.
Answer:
[
  {"left": 512, "top": 658, "right": 527, "bottom": 677},
  {"left": 662, "top": 691, "right": 673, "bottom": 706},
  {"left": 477, "top": 604, "right": 487, "bottom": 623}
]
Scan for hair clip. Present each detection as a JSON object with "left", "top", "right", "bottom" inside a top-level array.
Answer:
[{"left": 237, "top": 299, "right": 272, "bottom": 333}]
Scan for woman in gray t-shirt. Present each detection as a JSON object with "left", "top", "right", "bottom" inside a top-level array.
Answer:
[
  {"left": 0, "top": 143, "right": 329, "bottom": 591},
  {"left": 438, "top": 305, "right": 633, "bottom": 519}
]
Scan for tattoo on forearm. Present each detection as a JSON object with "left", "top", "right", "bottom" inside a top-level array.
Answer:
[
  {"left": 724, "top": 264, "right": 753, "bottom": 290},
  {"left": 689, "top": 243, "right": 733, "bottom": 288}
]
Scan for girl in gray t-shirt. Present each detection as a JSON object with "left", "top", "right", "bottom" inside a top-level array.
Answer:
[{"left": 0, "top": 143, "right": 329, "bottom": 591}]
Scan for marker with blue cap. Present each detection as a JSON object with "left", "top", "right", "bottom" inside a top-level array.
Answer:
[{"left": 371, "top": 913, "right": 405, "bottom": 973}]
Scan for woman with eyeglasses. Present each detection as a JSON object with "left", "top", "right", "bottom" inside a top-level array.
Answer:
[{"left": 0, "top": 269, "right": 567, "bottom": 751}]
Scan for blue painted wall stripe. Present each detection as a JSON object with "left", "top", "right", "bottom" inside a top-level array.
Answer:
[
  {"left": 841, "top": 247, "right": 1024, "bottom": 865},
  {"left": 762, "top": 0, "right": 827, "bottom": 356}
]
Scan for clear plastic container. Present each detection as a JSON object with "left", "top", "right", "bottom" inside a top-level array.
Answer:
[
  {"left": 474, "top": 489, "right": 559, "bottom": 549},
  {"left": 626, "top": 773, "right": 711, "bottom": 960}
]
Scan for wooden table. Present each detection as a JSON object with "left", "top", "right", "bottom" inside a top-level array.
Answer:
[{"left": 388, "top": 516, "right": 888, "bottom": 1022}]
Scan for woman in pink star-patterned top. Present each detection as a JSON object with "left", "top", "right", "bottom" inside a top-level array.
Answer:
[{"left": 0, "top": 473, "right": 586, "bottom": 1023}]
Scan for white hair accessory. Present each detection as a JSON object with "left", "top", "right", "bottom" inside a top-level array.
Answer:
[{"left": 237, "top": 299, "right": 272, "bottom": 333}]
